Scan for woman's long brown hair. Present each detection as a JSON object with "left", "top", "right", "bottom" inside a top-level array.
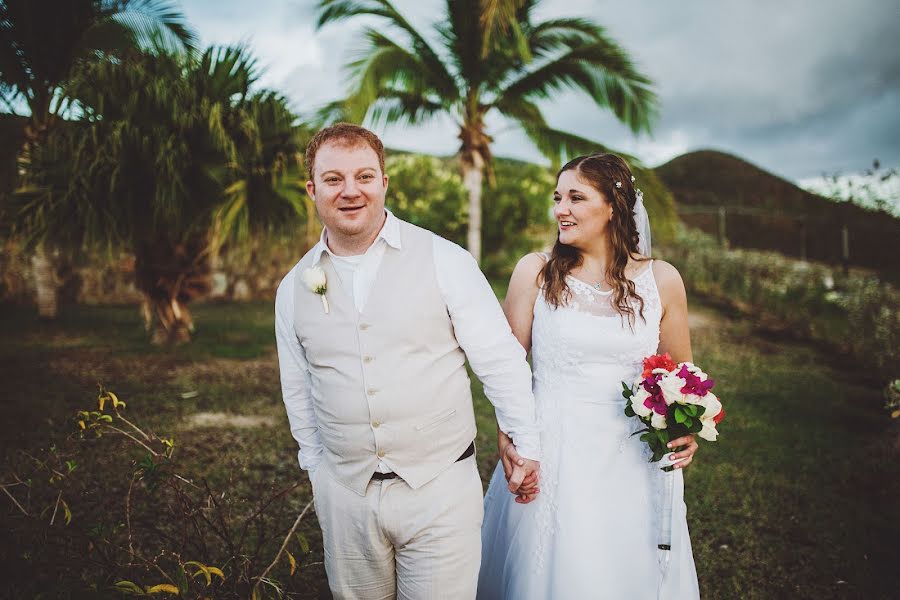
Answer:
[{"left": 541, "top": 153, "right": 648, "bottom": 326}]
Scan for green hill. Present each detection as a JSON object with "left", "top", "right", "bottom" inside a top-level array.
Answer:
[{"left": 656, "top": 150, "right": 900, "bottom": 276}]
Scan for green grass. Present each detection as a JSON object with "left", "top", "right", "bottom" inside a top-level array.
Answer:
[{"left": 0, "top": 298, "right": 897, "bottom": 598}]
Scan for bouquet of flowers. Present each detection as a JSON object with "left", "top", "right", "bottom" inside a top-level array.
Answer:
[{"left": 623, "top": 353, "right": 725, "bottom": 467}]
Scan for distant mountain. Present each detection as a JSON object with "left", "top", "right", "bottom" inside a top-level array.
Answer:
[
  {"left": 658, "top": 150, "right": 837, "bottom": 211},
  {"left": 656, "top": 150, "right": 899, "bottom": 277}
]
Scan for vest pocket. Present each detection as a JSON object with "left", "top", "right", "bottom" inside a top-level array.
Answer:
[{"left": 415, "top": 408, "right": 457, "bottom": 432}]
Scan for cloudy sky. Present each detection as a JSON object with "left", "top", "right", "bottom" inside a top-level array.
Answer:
[{"left": 180, "top": 0, "right": 900, "bottom": 184}]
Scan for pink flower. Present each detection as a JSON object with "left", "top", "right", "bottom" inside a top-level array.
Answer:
[
  {"left": 677, "top": 364, "right": 715, "bottom": 397},
  {"left": 640, "top": 375, "right": 669, "bottom": 416}
]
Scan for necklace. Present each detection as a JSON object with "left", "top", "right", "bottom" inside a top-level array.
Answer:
[
  {"left": 583, "top": 272, "right": 607, "bottom": 291},
  {"left": 576, "top": 266, "right": 609, "bottom": 291}
]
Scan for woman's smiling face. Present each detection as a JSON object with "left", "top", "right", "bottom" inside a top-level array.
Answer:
[{"left": 553, "top": 168, "right": 614, "bottom": 249}]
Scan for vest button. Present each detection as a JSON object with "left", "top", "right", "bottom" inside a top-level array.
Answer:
[
  {"left": 372, "top": 420, "right": 381, "bottom": 428},
  {"left": 359, "top": 323, "right": 371, "bottom": 331},
  {"left": 377, "top": 449, "right": 386, "bottom": 458},
  {"left": 363, "top": 355, "right": 374, "bottom": 363},
  {"left": 367, "top": 388, "right": 378, "bottom": 396}
]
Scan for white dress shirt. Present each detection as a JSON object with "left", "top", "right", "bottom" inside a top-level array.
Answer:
[{"left": 275, "top": 211, "right": 541, "bottom": 473}]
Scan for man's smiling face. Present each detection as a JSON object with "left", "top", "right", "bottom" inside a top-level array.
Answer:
[{"left": 306, "top": 141, "right": 389, "bottom": 251}]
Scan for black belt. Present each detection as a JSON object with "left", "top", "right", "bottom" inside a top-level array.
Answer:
[{"left": 371, "top": 441, "right": 475, "bottom": 481}]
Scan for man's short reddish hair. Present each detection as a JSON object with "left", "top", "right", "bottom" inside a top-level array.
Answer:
[{"left": 305, "top": 123, "right": 386, "bottom": 179}]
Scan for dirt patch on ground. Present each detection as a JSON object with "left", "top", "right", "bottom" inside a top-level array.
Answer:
[
  {"left": 181, "top": 411, "right": 277, "bottom": 429},
  {"left": 688, "top": 309, "right": 717, "bottom": 331}
]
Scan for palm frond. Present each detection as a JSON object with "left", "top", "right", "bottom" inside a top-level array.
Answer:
[
  {"left": 479, "top": 0, "right": 530, "bottom": 60},
  {"left": 494, "top": 37, "right": 658, "bottom": 135},
  {"left": 106, "top": 0, "right": 197, "bottom": 51},
  {"left": 317, "top": 0, "right": 457, "bottom": 98},
  {"left": 527, "top": 18, "right": 607, "bottom": 57},
  {"left": 311, "top": 99, "right": 354, "bottom": 127},
  {"left": 75, "top": 18, "right": 137, "bottom": 59},
  {"left": 342, "top": 27, "right": 456, "bottom": 123},
  {"left": 195, "top": 45, "right": 258, "bottom": 103},
  {"left": 365, "top": 91, "right": 446, "bottom": 130},
  {"left": 496, "top": 97, "right": 634, "bottom": 167},
  {"left": 0, "top": 6, "right": 31, "bottom": 93}
]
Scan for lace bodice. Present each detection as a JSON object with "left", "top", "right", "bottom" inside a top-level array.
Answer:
[{"left": 531, "top": 262, "right": 662, "bottom": 399}]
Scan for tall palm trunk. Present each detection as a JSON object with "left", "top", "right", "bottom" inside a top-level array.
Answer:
[
  {"left": 30, "top": 244, "right": 59, "bottom": 319},
  {"left": 461, "top": 153, "right": 485, "bottom": 264},
  {"left": 21, "top": 99, "right": 63, "bottom": 319}
]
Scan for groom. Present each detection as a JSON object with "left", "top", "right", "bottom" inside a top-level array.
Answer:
[{"left": 275, "top": 123, "right": 541, "bottom": 599}]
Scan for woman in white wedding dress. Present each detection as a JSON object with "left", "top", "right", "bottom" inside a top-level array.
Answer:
[{"left": 478, "top": 154, "right": 701, "bottom": 599}]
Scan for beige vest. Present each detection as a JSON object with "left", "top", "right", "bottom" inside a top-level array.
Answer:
[{"left": 293, "top": 220, "right": 477, "bottom": 496}]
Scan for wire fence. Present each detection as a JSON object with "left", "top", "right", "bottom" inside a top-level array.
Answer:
[{"left": 676, "top": 205, "right": 900, "bottom": 278}]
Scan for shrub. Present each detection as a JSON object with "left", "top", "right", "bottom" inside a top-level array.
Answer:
[
  {"left": 662, "top": 227, "right": 899, "bottom": 380},
  {"left": 1, "top": 388, "right": 317, "bottom": 598},
  {"left": 385, "top": 155, "right": 555, "bottom": 278}
]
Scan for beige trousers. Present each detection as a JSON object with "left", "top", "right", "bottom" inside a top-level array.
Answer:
[{"left": 311, "top": 456, "right": 484, "bottom": 600}]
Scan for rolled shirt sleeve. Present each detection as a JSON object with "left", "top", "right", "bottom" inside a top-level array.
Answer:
[
  {"left": 432, "top": 237, "right": 542, "bottom": 461},
  {"left": 275, "top": 267, "right": 324, "bottom": 472}
]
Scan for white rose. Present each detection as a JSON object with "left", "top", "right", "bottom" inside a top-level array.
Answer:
[
  {"left": 658, "top": 373, "right": 686, "bottom": 406},
  {"left": 698, "top": 419, "right": 719, "bottom": 441},
  {"left": 699, "top": 392, "right": 722, "bottom": 420},
  {"left": 301, "top": 266, "right": 327, "bottom": 293},
  {"left": 682, "top": 393, "right": 703, "bottom": 406},
  {"left": 631, "top": 387, "right": 653, "bottom": 418},
  {"left": 650, "top": 411, "right": 668, "bottom": 430}
]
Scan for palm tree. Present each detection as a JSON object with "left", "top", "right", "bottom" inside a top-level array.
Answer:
[
  {"left": 0, "top": 0, "right": 195, "bottom": 317},
  {"left": 14, "top": 45, "right": 309, "bottom": 343},
  {"left": 316, "top": 0, "right": 657, "bottom": 263}
]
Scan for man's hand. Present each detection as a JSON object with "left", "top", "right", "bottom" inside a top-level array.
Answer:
[
  {"left": 498, "top": 429, "right": 540, "bottom": 504},
  {"left": 667, "top": 434, "right": 699, "bottom": 468}
]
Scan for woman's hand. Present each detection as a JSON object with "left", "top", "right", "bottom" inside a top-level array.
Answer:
[{"left": 667, "top": 434, "right": 699, "bottom": 468}]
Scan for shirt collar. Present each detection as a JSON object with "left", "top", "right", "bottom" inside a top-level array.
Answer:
[{"left": 311, "top": 209, "right": 401, "bottom": 266}]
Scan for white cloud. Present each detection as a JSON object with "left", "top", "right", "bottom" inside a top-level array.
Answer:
[{"left": 179, "top": 0, "right": 900, "bottom": 183}]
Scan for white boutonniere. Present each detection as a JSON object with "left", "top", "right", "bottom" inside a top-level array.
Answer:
[{"left": 301, "top": 266, "right": 329, "bottom": 314}]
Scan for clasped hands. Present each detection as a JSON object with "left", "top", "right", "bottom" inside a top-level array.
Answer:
[
  {"left": 497, "top": 429, "right": 700, "bottom": 504},
  {"left": 497, "top": 429, "right": 541, "bottom": 504}
]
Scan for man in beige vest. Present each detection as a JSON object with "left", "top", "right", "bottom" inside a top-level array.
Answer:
[{"left": 275, "top": 124, "right": 541, "bottom": 599}]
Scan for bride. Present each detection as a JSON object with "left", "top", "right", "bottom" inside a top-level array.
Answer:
[{"left": 478, "top": 154, "right": 701, "bottom": 599}]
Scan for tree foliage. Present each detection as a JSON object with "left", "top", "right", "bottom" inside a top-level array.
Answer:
[
  {"left": 10, "top": 44, "right": 309, "bottom": 342},
  {"left": 316, "top": 0, "right": 658, "bottom": 262}
]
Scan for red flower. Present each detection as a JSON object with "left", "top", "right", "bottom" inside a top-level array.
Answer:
[
  {"left": 642, "top": 353, "right": 677, "bottom": 379},
  {"left": 714, "top": 407, "right": 726, "bottom": 424}
]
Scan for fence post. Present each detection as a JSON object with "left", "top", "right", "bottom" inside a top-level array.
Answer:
[
  {"left": 841, "top": 224, "right": 849, "bottom": 274},
  {"left": 717, "top": 206, "right": 727, "bottom": 248},
  {"left": 799, "top": 218, "right": 807, "bottom": 261}
]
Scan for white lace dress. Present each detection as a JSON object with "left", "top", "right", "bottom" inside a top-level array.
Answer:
[{"left": 478, "top": 262, "right": 700, "bottom": 599}]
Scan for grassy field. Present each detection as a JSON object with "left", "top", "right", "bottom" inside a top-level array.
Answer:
[{"left": 0, "top": 298, "right": 897, "bottom": 599}]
